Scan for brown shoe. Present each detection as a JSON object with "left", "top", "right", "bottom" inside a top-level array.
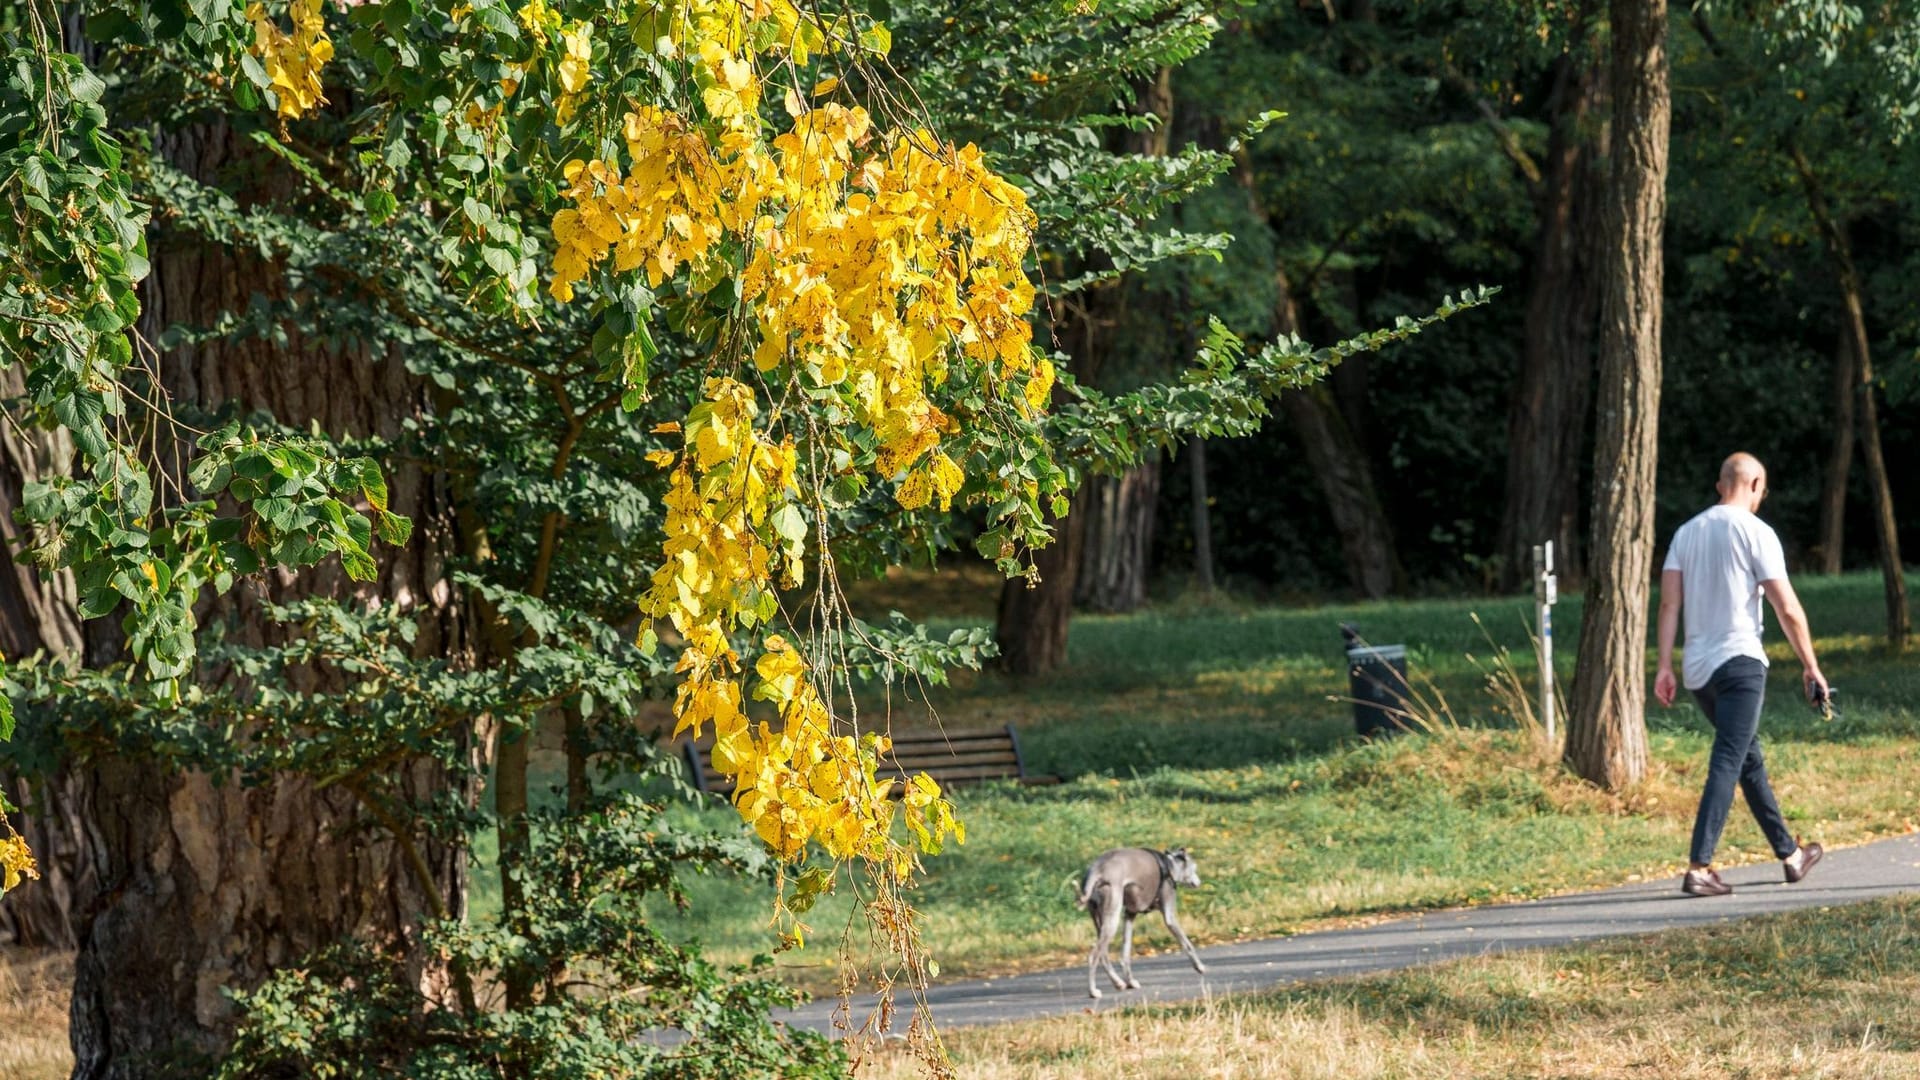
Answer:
[
  {"left": 1785, "top": 841, "right": 1824, "bottom": 884},
  {"left": 1682, "top": 868, "right": 1733, "bottom": 897}
]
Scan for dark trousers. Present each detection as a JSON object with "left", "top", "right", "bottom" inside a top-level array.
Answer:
[{"left": 1688, "top": 656, "right": 1797, "bottom": 866}]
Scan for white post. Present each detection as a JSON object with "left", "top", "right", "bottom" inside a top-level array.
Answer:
[{"left": 1534, "top": 541, "right": 1557, "bottom": 744}]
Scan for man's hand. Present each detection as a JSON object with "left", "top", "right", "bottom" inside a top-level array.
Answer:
[
  {"left": 1804, "top": 668, "right": 1830, "bottom": 706},
  {"left": 1654, "top": 666, "right": 1678, "bottom": 708}
]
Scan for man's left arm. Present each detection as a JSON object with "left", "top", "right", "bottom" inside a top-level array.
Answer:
[{"left": 1762, "top": 577, "right": 1826, "bottom": 701}]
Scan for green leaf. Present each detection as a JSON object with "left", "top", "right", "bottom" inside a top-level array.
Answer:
[
  {"left": 482, "top": 245, "right": 516, "bottom": 277},
  {"left": 376, "top": 512, "right": 413, "bottom": 548},
  {"left": 20, "top": 156, "right": 48, "bottom": 197},
  {"left": 363, "top": 189, "right": 399, "bottom": 225},
  {"left": 338, "top": 540, "right": 378, "bottom": 582},
  {"left": 771, "top": 503, "right": 806, "bottom": 545},
  {"left": 240, "top": 51, "right": 271, "bottom": 89},
  {"left": 51, "top": 392, "right": 109, "bottom": 459},
  {"left": 357, "top": 459, "right": 389, "bottom": 512}
]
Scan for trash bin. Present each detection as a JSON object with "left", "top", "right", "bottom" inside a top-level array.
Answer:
[{"left": 1345, "top": 639, "right": 1410, "bottom": 739}]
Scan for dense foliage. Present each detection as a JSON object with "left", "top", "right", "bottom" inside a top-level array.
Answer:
[
  {"left": 0, "top": 0, "right": 1491, "bottom": 1074},
  {"left": 1145, "top": 0, "right": 1918, "bottom": 595}
]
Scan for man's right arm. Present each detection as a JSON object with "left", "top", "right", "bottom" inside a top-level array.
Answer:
[
  {"left": 1655, "top": 569, "right": 1683, "bottom": 707},
  {"left": 1762, "top": 577, "right": 1827, "bottom": 700}
]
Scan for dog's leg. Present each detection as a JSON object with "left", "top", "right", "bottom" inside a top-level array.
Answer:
[
  {"left": 1163, "top": 893, "right": 1207, "bottom": 975},
  {"left": 1120, "top": 915, "right": 1140, "bottom": 990},
  {"left": 1087, "top": 886, "right": 1114, "bottom": 999},
  {"left": 1098, "top": 894, "right": 1129, "bottom": 992}
]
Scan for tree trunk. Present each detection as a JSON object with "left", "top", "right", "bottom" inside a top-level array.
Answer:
[
  {"left": 1073, "top": 463, "right": 1162, "bottom": 613},
  {"left": 1790, "top": 149, "right": 1909, "bottom": 649},
  {"left": 1566, "top": 0, "right": 1667, "bottom": 791},
  {"left": 1851, "top": 338, "right": 1909, "bottom": 649},
  {"left": 0, "top": 367, "right": 88, "bottom": 951},
  {"left": 1066, "top": 63, "right": 1176, "bottom": 616},
  {"left": 1188, "top": 437, "right": 1216, "bottom": 593},
  {"left": 995, "top": 506, "right": 1084, "bottom": 676},
  {"left": 994, "top": 66, "right": 1174, "bottom": 672},
  {"left": 1815, "top": 333, "right": 1855, "bottom": 575},
  {"left": 1499, "top": 50, "right": 1608, "bottom": 592},
  {"left": 67, "top": 118, "right": 473, "bottom": 1077}
]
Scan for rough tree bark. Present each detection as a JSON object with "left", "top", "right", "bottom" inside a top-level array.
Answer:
[
  {"left": 1791, "top": 150, "right": 1909, "bottom": 649},
  {"left": 1073, "top": 464, "right": 1162, "bottom": 612},
  {"left": 1498, "top": 48, "right": 1608, "bottom": 592},
  {"left": 995, "top": 508, "right": 1084, "bottom": 676},
  {"left": 0, "top": 366, "right": 88, "bottom": 951},
  {"left": 65, "top": 118, "right": 473, "bottom": 1077},
  {"left": 1815, "top": 333, "right": 1854, "bottom": 575},
  {"left": 1566, "top": 0, "right": 1667, "bottom": 790}
]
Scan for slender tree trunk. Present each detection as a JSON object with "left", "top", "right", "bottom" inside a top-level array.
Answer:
[
  {"left": 1850, "top": 338, "right": 1909, "bottom": 649},
  {"left": 1280, "top": 387, "right": 1404, "bottom": 599},
  {"left": 1816, "top": 333, "right": 1855, "bottom": 575},
  {"left": 1269, "top": 266, "right": 1403, "bottom": 598},
  {"left": 67, "top": 118, "right": 473, "bottom": 1077},
  {"left": 1566, "top": 0, "right": 1668, "bottom": 791},
  {"left": 1499, "top": 49, "right": 1607, "bottom": 592},
  {"left": 1791, "top": 150, "right": 1909, "bottom": 648},
  {"left": 1074, "top": 463, "right": 1162, "bottom": 612},
  {"left": 1188, "top": 437, "right": 1215, "bottom": 593},
  {"left": 1229, "top": 148, "right": 1402, "bottom": 599}
]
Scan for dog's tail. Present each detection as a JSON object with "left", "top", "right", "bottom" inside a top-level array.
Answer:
[{"left": 1076, "top": 873, "right": 1101, "bottom": 909}]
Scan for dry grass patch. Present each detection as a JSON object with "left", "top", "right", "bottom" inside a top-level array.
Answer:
[
  {"left": 857, "top": 897, "right": 1920, "bottom": 1079},
  {"left": 0, "top": 948, "right": 72, "bottom": 1080}
]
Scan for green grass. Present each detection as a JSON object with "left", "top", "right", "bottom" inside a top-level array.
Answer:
[
  {"left": 858, "top": 896, "right": 1920, "bottom": 1078},
  {"left": 481, "top": 572, "right": 1920, "bottom": 989}
]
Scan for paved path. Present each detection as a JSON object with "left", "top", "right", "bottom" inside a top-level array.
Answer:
[{"left": 781, "top": 832, "right": 1920, "bottom": 1034}]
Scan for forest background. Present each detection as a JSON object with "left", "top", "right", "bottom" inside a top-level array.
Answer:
[{"left": 1061, "top": 3, "right": 1919, "bottom": 608}]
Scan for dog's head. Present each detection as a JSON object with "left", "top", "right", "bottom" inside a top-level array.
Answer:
[{"left": 1166, "top": 847, "right": 1201, "bottom": 888}]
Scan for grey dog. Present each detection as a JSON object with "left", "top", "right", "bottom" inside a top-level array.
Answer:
[{"left": 1076, "top": 847, "right": 1206, "bottom": 999}]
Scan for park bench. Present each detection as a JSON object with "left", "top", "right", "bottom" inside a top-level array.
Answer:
[{"left": 679, "top": 723, "right": 1058, "bottom": 798}]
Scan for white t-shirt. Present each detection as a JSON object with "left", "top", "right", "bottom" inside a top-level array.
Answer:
[{"left": 1662, "top": 504, "right": 1789, "bottom": 690}]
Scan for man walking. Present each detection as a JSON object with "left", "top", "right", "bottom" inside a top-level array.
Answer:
[{"left": 1655, "top": 452, "right": 1826, "bottom": 897}]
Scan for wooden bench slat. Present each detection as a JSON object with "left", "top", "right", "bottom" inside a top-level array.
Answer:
[
  {"left": 887, "top": 749, "right": 1019, "bottom": 768},
  {"left": 678, "top": 721, "right": 1056, "bottom": 799},
  {"left": 887, "top": 729, "right": 1016, "bottom": 745}
]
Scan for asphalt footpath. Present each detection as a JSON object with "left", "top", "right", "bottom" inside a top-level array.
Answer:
[{"left": 778, "top": 831, "right": 1920, "bottom": 1035}]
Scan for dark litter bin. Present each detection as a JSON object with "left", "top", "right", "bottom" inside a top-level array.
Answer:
[{"left": 1340, "top": 624, "right": 1409, "bottom": 738}]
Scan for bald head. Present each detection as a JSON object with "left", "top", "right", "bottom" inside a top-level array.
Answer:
[{"left": 1716, "top": 452, "right": 1768, "bottom": 511}]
